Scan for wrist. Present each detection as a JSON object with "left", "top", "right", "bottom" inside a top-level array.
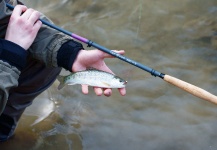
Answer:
[
  {"left": 57, "top": 40, "right": 84, "bottom": 71},
  {"left": 0, "top": 39, "right": 27, "bottom": 70},
  {"left": 72, "top": 50, "right": 87, "bottom": 72},
  {"left": 4, "top": 38, "right": 28, "bottom": 51}
]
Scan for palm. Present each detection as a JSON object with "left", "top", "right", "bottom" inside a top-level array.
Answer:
[{"left": 72, "top": 49, "right": 126, "bottom": 96}]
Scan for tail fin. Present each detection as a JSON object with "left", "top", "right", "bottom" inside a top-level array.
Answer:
[{"left": 57, "top": 76, "right": 65, "bottom": 90}]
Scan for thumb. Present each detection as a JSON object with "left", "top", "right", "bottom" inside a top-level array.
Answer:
[{"left": 103, "top": 50, "right": 125, "bottom": 58}]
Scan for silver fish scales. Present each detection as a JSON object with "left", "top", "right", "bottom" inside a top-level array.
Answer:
[{"left": 57, "top": 69, "right": 127, "bottom": 90}]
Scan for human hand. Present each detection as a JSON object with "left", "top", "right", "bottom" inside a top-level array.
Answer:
[
  {"left": 5, "top": 5, "right": 42, "bottom": 50},
  {"left": 72, "top": 49, "right": 126, "bottom": 97}
]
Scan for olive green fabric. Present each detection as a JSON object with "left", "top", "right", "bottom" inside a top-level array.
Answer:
[{"left": 0, "top": 0, "right": 73, "bottom": 67}]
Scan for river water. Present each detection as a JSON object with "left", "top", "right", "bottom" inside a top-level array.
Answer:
[{"left": 1, "top": 0, "right": 217, "bottom": 150}]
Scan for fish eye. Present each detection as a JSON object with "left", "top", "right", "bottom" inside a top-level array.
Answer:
[
  {"left": 119, "top": 79, "right": 127, "bottom": 85},
  {"left": 119, "top": 79, "right": 125, "bottom": 83}
]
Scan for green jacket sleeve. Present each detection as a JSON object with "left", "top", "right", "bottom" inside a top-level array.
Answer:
[
  {"left": 0, "top": 60, "right": 20, "bottom": 115},
  {"left": 29, "top": 16, "right": 73, "bottom": 67},
  {"left": 0, "top": 39, "right": 27, "bottom": 115}
]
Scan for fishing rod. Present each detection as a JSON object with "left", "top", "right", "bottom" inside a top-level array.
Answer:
[{"left": 6, "top": 3, "right": 217, "bottom": 104}]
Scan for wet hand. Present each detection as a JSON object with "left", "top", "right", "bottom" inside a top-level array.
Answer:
[
  {"left": 72, "top": 49, "right": 126, "bottom": 97},
  {"left": 5, "top": 5, "right": 42, "bottom": 50}
]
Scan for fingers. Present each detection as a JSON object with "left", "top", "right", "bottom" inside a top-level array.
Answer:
[
  {"left": 11, "top": 5, "right": 27, "bottom": 17},
  {"left": 88, "top": 49, "right": 125, "bottom": 61},
  {"left": 82, "top": 85, "right": 103, "bottom": 96},
  {"left": 82, "top": 85, "right": 113, "bottom": 97},
  {"left": 33, "top": 20, "right": 42, "bottom": 31},
  {"left": 103, "top": 89, "right": 112, "bottom": 97},
  {"left": 118, "top": 88, "right": 126, "bottom": 96},
  {"left": 94, "top": 87, "right": 112, "bottom": 97},
  {"left": 21, "top": 8, "right": 34, "bottom": 20},
  {"left": 23, "top": 9, "right": 41, "bottom": 27},
  {"left": 93, "top": 61, "right": 114, "bottom": 75},
  {"left": 102, "top": 50, "right": 125, "bottom": 58},
  {"left": 81, "top": 85, "right": 89, "bottom": 95},
  {"left": 89, "top": 50, "right": 125, "bottom": 74},
  {"left": 94, "top": 87, "right": 103, "bottom": 96},
  {"left": 12, "top": 5, "right": 41, "bottom": 26},
  {"left": 90, "top": 50, "right": 125, "bottom": 74},
  {"left": 23, "top": 9, "right": 41, "bottom": 25},
  {"left": 93, "top": 87, "right": 126, "bottom": 96}
]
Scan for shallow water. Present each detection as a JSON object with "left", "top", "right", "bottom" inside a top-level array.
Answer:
[{"left": 1, "top": 0, "right": 217, "bottom": 149}]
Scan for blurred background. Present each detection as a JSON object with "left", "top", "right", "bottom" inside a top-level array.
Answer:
[{"left": 1, "top": 0, "right": 217, "bottom": 149}]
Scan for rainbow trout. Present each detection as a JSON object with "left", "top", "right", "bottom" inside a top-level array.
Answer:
[{"left": 57, "top": 69, "right": 127, "bottom": 90}]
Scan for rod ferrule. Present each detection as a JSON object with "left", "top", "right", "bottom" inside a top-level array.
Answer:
[
  {"left": 151, "top": 69, "right": 165, "bottom": 79},
  {"left": 87, "top": 40, "right": 93, "bottom": 47},
  {"left": 159, "top": 73, "right": 165, "bottom": 79}
]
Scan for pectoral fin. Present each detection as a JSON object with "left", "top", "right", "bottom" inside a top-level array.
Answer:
[{"left": 102, "top": 82, "right": 111, "bottom": 87}]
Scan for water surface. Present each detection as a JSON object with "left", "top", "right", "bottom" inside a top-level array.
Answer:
[{"left": 1, "top": 0, "right": 217, "bottom": 150}]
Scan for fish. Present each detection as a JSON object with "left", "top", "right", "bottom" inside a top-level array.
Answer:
[{"left": 57, "top": 69, "right": 127, "bottom": 90}]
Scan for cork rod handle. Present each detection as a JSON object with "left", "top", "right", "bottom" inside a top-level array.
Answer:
[{"left": 164, "top": 75, "right": 217, "bottom": 104}]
